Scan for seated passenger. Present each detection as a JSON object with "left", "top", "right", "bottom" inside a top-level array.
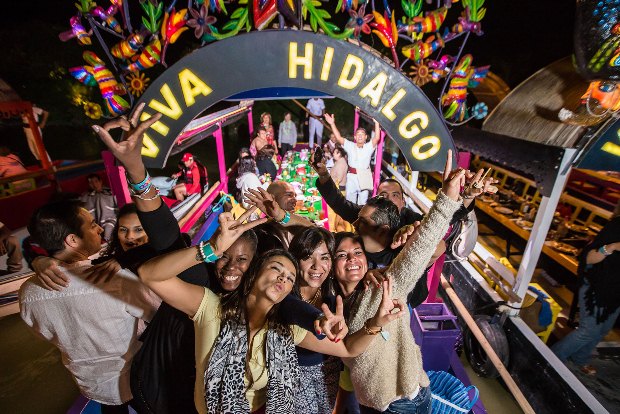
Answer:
[
  {"left": 80, "top": 173, "right": 118, "bottom": 242},
  {"left": 0, "top": 221, "right": 23, "bottom": 275}
]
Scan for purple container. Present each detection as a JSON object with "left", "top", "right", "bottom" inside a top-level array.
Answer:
[{"left": 411, "top": 303, "right": 460, "bottom": 372}]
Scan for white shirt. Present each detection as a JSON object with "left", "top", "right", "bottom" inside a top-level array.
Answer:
[
  {"left": 343, "top": 139, "right": 375, "bottom": 171},
  {"left": 19, "top": 261, "right": 161, "bottom": 405},
  {"left": 306, "top": 98, "right": 325, "bottom": 116}
]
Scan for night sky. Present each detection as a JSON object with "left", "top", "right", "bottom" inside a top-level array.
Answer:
[{"left": 0, "top": 0, "right": 577, "bottom": 163}]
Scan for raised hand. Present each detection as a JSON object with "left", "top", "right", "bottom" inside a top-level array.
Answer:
[
  {"left": 244, "top": 187, "right": 283, "bottom": 220},
  {"left": 463, "top": 168, "right": 499, "bottom": 199},
  {"left": 441, "top": 149, "right": 467, "bottom": 201},
  {"left": 314, "top": 295, "right": 349, "bottom": 342},
  {"left": 363, "top": 268, "right": 388, "bottom": 291},
  {"left": 310, "top": 150, "right": 329, "bottom": 177},
  {"left": 210, "top": 207, "right": 267, "bottom": 257},
  {"left": 368, "top": 276, "right": 406, "bottom": 329},
  {"left": 324, "top": 113, "right": 335, "bottom": 125},
  {"left": 91, "top": 103, "right": 162, "bottom": 178}
]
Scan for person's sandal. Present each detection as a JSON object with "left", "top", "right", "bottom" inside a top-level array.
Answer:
[{"left": 579, "top": 365, "right": 597, "bottom": 376}]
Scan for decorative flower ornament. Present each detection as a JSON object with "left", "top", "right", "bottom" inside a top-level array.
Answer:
[
  {"left": 187, "top": 4, "right": 217, "bottom": 39},
  {"left": 346, "top": 4, "right": 373, "bottom": 38},
  {"left": 84, "top": 101, "right": 103, "bottom": 120},
  {"left": 126, "top": 72, "right": 150, "bottom": 96},
  {"left": 408, "top": 62, "right": 432, "bottom": 86},
  {"left": 471, "top": 102, "right": 488, "bottom": 120}
]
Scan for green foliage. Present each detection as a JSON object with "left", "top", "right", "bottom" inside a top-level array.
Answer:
[
  {"left": 401, "top": 0, "right": 422, "bottom": 19},
  {"left": 302, "top": 0, "right": 353, "bottom": 39},
  {"left": 140, "top": 0, "right": 164, "bottom": 34}
]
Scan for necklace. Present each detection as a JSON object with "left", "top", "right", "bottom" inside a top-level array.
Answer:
[{"left": 301, "top": 288, "right": 321, "bottom": 306}]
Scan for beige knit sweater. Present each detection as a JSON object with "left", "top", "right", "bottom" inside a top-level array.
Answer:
[{"left": 343, "top": 191, "right": 462, "bottom": 410}]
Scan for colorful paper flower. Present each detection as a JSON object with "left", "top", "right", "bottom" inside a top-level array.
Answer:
[
  {"left": 471, "top": 102, "right": 488, "bottom": 120},
  {"left": 408, "top": 62, "right": 432, "bottom": 86},
  {"left": 346, "top": 5, "right": 373, "bottom": 38},
  {"left": 127, "top": 72, "right": 150, "bottom": 96},
  {"left": 84, "top": 101, "right": 102, "bottom": 120},
  {"left": 187, "top": 4, "right": 217, "bottom": 39}
]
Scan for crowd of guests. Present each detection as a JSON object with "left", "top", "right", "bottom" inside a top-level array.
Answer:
[{"left": 17, "top": 103, "right": 500, "bottom": 414}]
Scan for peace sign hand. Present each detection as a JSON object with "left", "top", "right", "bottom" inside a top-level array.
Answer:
[
  {"left": 91, "top": 103, "right": 162, "bottom": 179},
  {"left": 210, "top": 207, "right": 267, "bottom": 257},
  {"left": 367, "top": 276, "right": 406, "bottom": 330},
  {"left": 244, "top": 187, "right": 283, "bottom": 221},
  {"left": 314, "top": 295, "right": 349, "bottom": 342},
  {"left": 441, "top": 149, "right": 467, "bottom": 202}
]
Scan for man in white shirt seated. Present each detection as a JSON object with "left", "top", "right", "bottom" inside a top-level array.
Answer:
[
  {"left": 19, "top": 200, "right": 160, "bottom": 413},
  {"left": 324, "top": 113, "right": 381, "bottom": 205}
]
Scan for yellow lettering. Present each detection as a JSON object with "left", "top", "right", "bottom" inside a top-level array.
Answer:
[
  {"left": 411, "top": 136, "right": 441, "bottom": 160},
  {"left": 381, "top": 89, "right": 406, "bottom": 121},
  {"left": 141, "top": 134, "right": 160, "bottom": 158},
  {"left": 148, "top": 84, "right": 183, "bottom": 120},
  {"left": 398, "top": 111, "right": 429, "bottom": 139},
  {"left": 179, "top": 69, "right": 212, "bottom": 107},
  {"left": 337, "top": 54, "right": 364, "bottom": 89},
  {"left": 320, "top": 47, "right": 334, "bottom": 81},
  {"left": 358, "top": 72, "right": 388, "bottom": 107},
  {"left": 601, "top": 141, "right": 620, "bottom": 157},
  {"left": 289, "top": 42, "right": 313, "bottom": 79},
  {"left": 140, "top": 112, "right": 169, "bottom": 136}
]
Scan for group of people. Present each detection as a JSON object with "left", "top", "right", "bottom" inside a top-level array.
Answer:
[{"left": 18, "top": 103, "right": 500, "bottom": 414}]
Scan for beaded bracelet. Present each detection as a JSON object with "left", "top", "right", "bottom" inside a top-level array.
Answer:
[
  {"left": 599, "top": 245, "right": 611, "bottom": 256},
  {"left": 277, "top": 210, "right": 291, "bottom": 224},
  {"left": 197, "top": 241, "right": 220, "bottom": 263},
  {"left": 127, "top": 170, "right": 152, "bottom": 194},
  {"left": 133, "top": 186, "right": 160, "bottom": 201}
]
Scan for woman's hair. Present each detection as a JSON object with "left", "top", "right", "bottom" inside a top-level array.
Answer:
[
  {"left": 260, "top": 112, "right": 272, "bottom": 125},
  {"left": 333, "top": 146, "right": 346, "bottom": 158},
  {"left": 219, "top": 249, "right": 300, "bottom": 328},
  {"left": 283, "top": 112, "right": 292, "bottom": 119},
  {"left": 103, "top": 203, "right": 140, "bottom": 257},
  {"left": 238, "top": 147, "right": 251, "bottom": 159},
  {"left": 256, "top": 145, "right": 276, "bottom": 160},
  {"left": 238, "top": 155, "right": 257, "bottom": 175},
  {"left": 289, "top": 227, "right": 336, "bottom": 296}
]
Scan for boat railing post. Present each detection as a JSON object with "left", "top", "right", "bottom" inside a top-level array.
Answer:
[
  {"left": 102, "top": 150, "right": 132, "bottom": 208},
  {"left": 372, "top": 130, "right": 385, "bottom": 196},
  {"left": 214, "top": 124, "right": 228, "bottom": 194},
  {"left": 509, "top": 148, "right": 576, "bottom": 315}
]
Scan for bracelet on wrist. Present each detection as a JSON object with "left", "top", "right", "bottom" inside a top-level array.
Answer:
[
  {"left": 126, "top": 169, "right": 152, "bottom": 194},
  {"left": 599, "top": 245, "right": 612, "bottom": 256},
  {"left": 363, "top": 319, "right": 382, "bottom": 335},
  {"left": 197, "top": 241, "right": 220, "bottom": 263},
  {"left": 276, "top": 210, "right": 291, "bottom": 224}
]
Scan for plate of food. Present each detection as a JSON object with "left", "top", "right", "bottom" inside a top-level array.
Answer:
[
  {"left": 566, "top": 223, "right": 590, "bottom": 234},
  {"left": 545, "top": 241, "right": 578, "bottom": 255},
  {"left": 515, "top": 219, "right": 534, "bottom": 229},
  {"left": 495, "top": 207, "right": 514, "bottom": 215}
]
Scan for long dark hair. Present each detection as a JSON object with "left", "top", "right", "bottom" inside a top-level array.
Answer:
[
  {"left": 219, "top": 249, "right": 300, "bottom": 330},
  {"left": 289, "top": 227, "right": 336, "bottom": 299},
  {"left": 103, "top": 203, "right": 140, "bottom": 257}
]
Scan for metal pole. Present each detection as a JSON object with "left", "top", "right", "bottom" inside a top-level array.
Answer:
[
  {"left": 509, "top": 148, "right": 577, "bottom": 314},
  {"left": 372, "top": 130, "right": 385, "bottom": 196},
  {"left": 214, "top": 124, "right": 228, "bottom": 194}
]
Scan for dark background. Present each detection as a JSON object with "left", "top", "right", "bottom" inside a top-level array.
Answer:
[{"left": 0, "top": 0, "right": 577, "bottom": 174}]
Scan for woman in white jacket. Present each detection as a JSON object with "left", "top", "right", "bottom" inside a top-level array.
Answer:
[{"left": 236, "top": 156, "right": 264, "bottom": 209}]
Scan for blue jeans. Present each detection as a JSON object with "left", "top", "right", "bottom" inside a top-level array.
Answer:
[
  {"left": 150, "top": 176, "right": 177, "bottom": 197},
  {"left": 359, "top": 387, "right": 431, "bottom": 414},
  {"left": 552, "top": 282, "right": 620, "bottom": 366}
]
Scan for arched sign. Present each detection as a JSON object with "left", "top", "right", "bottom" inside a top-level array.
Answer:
[{"left": 137, "top": 30, "right": 456, "bottom": 171}]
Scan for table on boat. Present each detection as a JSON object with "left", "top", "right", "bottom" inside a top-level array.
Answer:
[
  {"left": 278, "top": 152, "right": 326, "bottom": 223},
  {"left": 475, "top": 199, "right": 579, "bottom": 275}
]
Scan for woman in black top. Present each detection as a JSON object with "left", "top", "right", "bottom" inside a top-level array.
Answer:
[{"left": 552, "top": 205, "right": 620, "bottom": 376}]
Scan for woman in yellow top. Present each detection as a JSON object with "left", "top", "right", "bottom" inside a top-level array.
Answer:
[{"left": 138, "top": 208, "right": 405, "bottom": 414}]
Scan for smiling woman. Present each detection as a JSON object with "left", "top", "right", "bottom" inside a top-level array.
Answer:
[{"left": 137, "top": 208, "right": 405, "bottom": 414}]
